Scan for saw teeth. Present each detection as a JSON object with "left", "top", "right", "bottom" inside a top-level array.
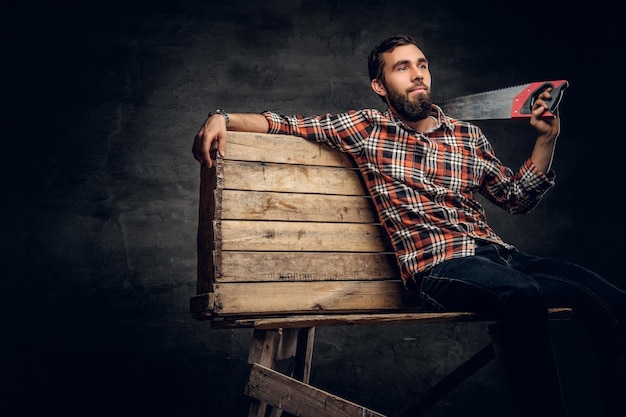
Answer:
[{"left": 441, "top": 84, "right": 527, "bottom": 103}]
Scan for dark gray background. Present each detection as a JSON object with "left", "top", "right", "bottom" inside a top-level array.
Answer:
[{"left": 2, "top": 1, "right": 623, "bottom": 416}]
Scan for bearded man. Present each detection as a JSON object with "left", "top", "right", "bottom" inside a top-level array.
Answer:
[{"left": 192, "top": 34, "right": 626, "bottom": 417}]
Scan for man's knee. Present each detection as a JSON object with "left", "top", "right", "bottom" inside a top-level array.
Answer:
[{"left": 501, "top": 282, "right": 548, "bottom": 318}]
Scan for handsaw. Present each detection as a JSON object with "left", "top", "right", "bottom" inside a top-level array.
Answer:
[{"left": 439, "top": 80, "right": 569, "bottom": 120}]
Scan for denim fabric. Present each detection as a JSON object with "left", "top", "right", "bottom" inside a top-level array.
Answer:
[{"left": 419, "top": 243, "right": 626, "bottom": 417}]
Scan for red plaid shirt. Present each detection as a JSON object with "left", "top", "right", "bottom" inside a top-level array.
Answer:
[{"left": 263, "top": 107, "right": 555, "bottom": 286}]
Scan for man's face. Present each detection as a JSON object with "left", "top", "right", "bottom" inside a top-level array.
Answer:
[{"left": 374, "top": 44, "right": 433, "bottom": 121}]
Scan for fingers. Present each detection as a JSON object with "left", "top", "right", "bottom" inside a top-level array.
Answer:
[
  {"left": 530, "top": 87, "right": 561, "bottom": 125},
  {"left": 192, "top": 136, "right": 217, "bottom": 168},
  {"left": 532, "top": 87, "right": 552, "bottom": 112},
  {"left": 192, "top": 133, "right": 201, "bottom": 162},
  {"left": 215, "top": 139, "right": 226, "bottom": 168},
  {"left": 192, "top": 116, "right": 228, "bottom": 168},
  {"left": 191, "top": 134, "right": 211, "bottom": 166},
  {"left": 529, "top": 88, "right": 560, "bottom": 140},
  {"left": 533, "top": 87, "right": 552, "bottom": 110}
]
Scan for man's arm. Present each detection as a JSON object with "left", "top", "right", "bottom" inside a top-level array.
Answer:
[
  {"left": 529, "top": 88, "right": 561, "bottom": 174},
  {"left": 192, "top": 112, "right": 269, "bottom": 167}
]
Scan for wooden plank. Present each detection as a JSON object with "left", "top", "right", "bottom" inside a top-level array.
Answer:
[
  {"left": 221, "top": 190, "right": 376, "bottom": 223},
  {"left": 275, "top": 328, "right": 302, "bottom": 361},
  {"left": 193, "top": 297, "right": 573, "bottom": 327},
  {"left": 249, "top": 329, "right": 282, "bottom": 367},
  {"left": 189, "top": 293, "right": 213, "bottom": 315},
  {"left": 242, "top": 311, "right": 483, "bottom": 329},
  {"left": 212, "top": 280, "right": 418, "bottom": 315},
  {"left": 293, "top": 328, "right": 315, "bottom": 382},
  {"left": 221, "top": 220, "right": 390, "bottom": 252},
  {"left": 246, "top": 363, "right": 386, "bottom": 417},
  {"left": 222, "top": 160, "right": 365, "bottom": 195},
  {"left": 225, "top": 131, "right": 354, "bottom": 167},
  {"left": 247, "top": 329, "right": 282, "bottom": 417},
  {"left": 246, "top": 328, "right": 306, "bottom": 363},
  {"left": 216, "top": 252, "right": 398, "bottom": 283},
  {"left": 197, "top": 163, "right": 218, "bottom": 294}
]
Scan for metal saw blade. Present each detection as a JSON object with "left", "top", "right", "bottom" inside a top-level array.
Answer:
[{"left": 438, "top": 80, "right": 569, "bottom": 121}]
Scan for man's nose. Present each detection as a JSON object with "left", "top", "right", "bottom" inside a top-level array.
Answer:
[{"left": 411, "top": 68, "right": 424, "bottom": 81}]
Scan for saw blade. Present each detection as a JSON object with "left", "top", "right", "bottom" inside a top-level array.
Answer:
[{"left": 438, "top": 80, "right": 569, "bottom": 121}]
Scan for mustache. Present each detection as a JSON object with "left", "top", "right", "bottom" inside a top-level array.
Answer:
[{"left": 409, "top": 82, "right": 428, "bottom": 91}]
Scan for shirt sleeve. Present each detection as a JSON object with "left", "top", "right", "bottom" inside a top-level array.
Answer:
[
  {"left": 519, "top": 158, "right": 556, "bottom": 189},
  {"left": 262, "top": 110, "right": 376, "bottom": 155},
  {"left": 481, "top": 154, "right": 556, "bottom": 214}
]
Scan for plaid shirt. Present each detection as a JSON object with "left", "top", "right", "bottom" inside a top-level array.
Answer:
[{"left": 263, "top": 107, "right": 555, "bottom": 286}]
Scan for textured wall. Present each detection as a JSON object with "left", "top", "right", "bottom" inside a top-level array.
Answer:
[{"left": 2, "top": 1, "right": 621, "bottom": 416}]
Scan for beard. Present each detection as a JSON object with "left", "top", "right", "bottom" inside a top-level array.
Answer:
[{"left": 386, "top": 83, "right": 433, "bottom": 122}]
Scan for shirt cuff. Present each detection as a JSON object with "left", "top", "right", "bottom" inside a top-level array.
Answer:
[
  {"left": 521, "top": 158, "right": 556, "bottom": 188},
  {"left": 262, "top": 111, "right": 283, "bottom": 134}
]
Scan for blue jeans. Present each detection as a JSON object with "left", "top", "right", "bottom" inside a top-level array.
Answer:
[{"left": 418, "top": 243, "right": 626, "bottom": 417}]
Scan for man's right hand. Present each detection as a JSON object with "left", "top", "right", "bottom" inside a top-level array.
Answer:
[
  {"left": 192, "top": 113, "right": 228, "bottom": 168},
  {"left": 192, "top": 112, "right": 270, "bottom": 167}
]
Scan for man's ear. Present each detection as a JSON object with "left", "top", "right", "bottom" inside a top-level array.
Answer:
[{"left": 371, "top": 79, "right": 387, "bottom": 97}]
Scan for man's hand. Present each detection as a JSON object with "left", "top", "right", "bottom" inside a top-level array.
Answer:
[
  {"left": 529, "top": 88, "right": 561, "bottom": 174},
  {"left": 530, "top": 87, "right": 561, "bottom": 144},
  {"left": 192, "top": 114, "right": 228, "bottom": 168},
  {"left": 192, "top": 113, "right": 269, "bottom": 167}
]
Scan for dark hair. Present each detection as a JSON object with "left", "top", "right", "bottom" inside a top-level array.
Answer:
[{"left": 367, "top": 34, "right": 420, "bottom": 82}]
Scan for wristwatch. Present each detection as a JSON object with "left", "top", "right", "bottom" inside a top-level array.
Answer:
[{"left": 208, "top": 109, "right": 230, "bottom": 128}]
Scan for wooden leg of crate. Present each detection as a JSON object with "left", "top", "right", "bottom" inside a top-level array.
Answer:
[
  {"left": 292, "top": 327, "right": 315, "bottom": 383},
  {"left": 246, "top": 327, "right": 316, "bottom": 417},
  {"left": 248, "top": 329, "right": 283, "bottom": 417},
  {"left": 266, "top": 407, "right": 283, "bottom": 417},
  {"left": 276, "top": 327, "right": 316, "bottom": 417},
  {"left": 248, "top": 329, "right": 282, "bottom": 367}
]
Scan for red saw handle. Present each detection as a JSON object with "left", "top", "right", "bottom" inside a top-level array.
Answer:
[{"left": 511, "top": 80, "right": 569, "bottom": 119}]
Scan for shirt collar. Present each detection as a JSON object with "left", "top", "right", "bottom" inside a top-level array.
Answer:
[
  {"left": 432, "top": 104, "right": 456, "bottom": 131},
  {"left": 384, "top": 105, "right": 454, "bottom": 133}
]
